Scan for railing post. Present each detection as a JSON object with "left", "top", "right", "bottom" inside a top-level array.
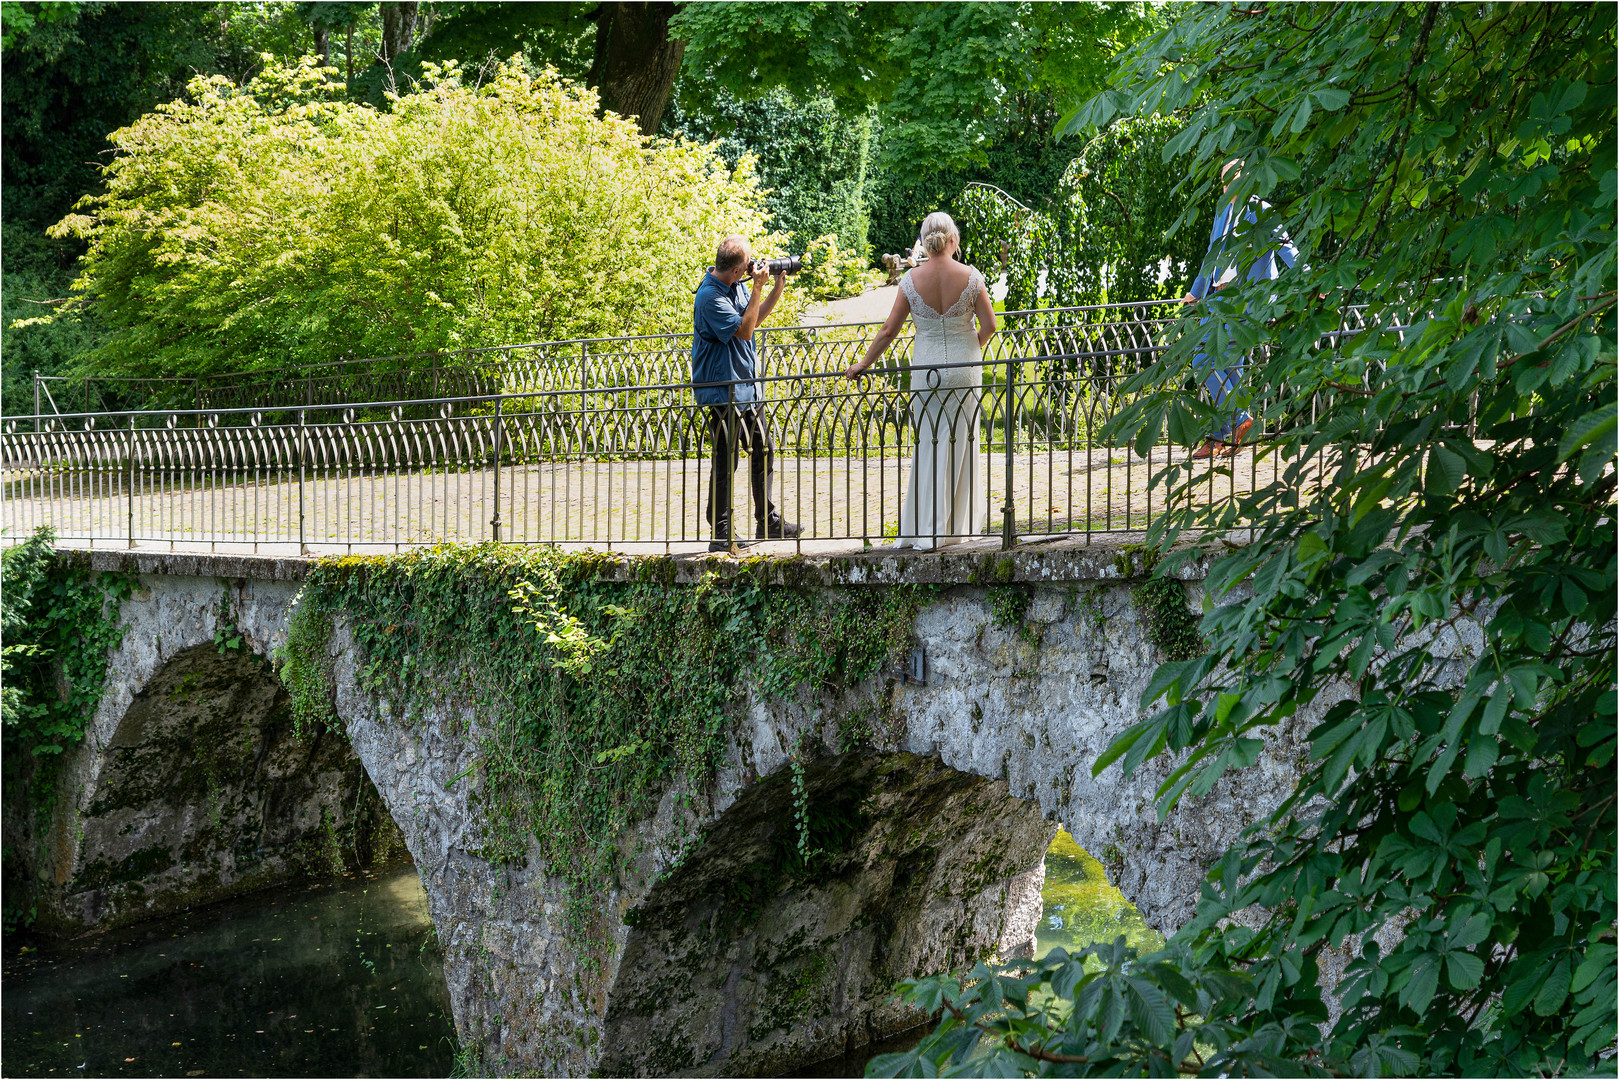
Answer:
[
  {"left": 127, "top": 413, "right": 136, "bottom": 549},
  {"left": 1001, "top": 355, "right": 1017, "bottom": 550},
  {"left": 726, "top": 379, "right": 738, "bottom": 556},
  {"left": 490, "top": 395, "right": 504, "bottom": 543},
  {"left": 298, "top": 408, "right": 307, "bottom": 555},
  {"left": 32, "top": 370, "right": 39, "bottom": 433}
]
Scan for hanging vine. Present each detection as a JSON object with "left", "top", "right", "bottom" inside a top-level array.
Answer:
[{"left": 955, "top": 117, "right": 1216, "bottom": 316}]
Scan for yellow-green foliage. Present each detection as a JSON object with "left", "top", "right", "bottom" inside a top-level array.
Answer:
[
  {"left": 1035, "top": 829, "right": 1162, "bottom": 962},
  {"left": 797, "top": 233, "right": 884, "bottom": 302},
  {"left": 47, "top": 57, "right": 802, "bottom": 378}
]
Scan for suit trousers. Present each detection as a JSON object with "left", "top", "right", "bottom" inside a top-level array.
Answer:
[
  {"left": 1192, "top": 315, "right": 1247, "bottom": 442},
  {"left": 706, "top": 404, "right": 778, "bottom": 534}
]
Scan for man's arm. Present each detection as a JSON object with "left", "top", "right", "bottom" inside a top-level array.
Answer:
[
  {"left": 756, "top": 272, "right": 787, "bottom": 322},
  {"left": 734, "top": 265, "right": 777, "bottom": 341}
]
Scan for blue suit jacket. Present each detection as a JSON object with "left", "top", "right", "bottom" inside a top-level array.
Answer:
[{"left": 1189, "top": 197, "right": 1299, "bottom": 300}]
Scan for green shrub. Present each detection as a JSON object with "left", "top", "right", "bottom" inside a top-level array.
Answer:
[
  {"left": 798, "top": 234, "right": 884, "bottom": 302},
  {"left": 45, "top": 58, "right": 790, "bottom": 378}
]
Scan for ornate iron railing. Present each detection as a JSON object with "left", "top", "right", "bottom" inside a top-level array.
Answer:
[
  {"left": 26, "top": 303, "right": 1178, "bottom": 416},
  {"left": 3, "top": 300, "right": 1414, "bottom": 554}
]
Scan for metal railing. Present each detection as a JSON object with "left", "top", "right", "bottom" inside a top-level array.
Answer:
[
  {"left": 26, "top": 303, "right": 1180, "bottom": 417},
  {"left": 3, "top": 300, "right": 1414, "bottom": 555}
]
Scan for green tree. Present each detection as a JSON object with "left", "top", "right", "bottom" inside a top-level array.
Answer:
[
  {"left": 46, "top": 60, "right": 780, "bottom": 377},
  {"left": 673, "top": 1, "right": 1160, "bottom": 174},
  {"left": 412, "top": 1, "right": 593, "bottom": 84},
  {"left": 664, "top": 75, "right": 875, "bottom": 256},
  {"left": 956, "top": 117, "right": 1215, "bottom": 310},
  {"left": 873, "top": 3, "right": 1615, "bottom": 1076},
  {"left": 0, "top": 1, "right": 315, "bottom": 411},
  {"left": 863, "top": 121, "right": 1077, "bottom": 262},
  {"left": 673, "top": 1, "right": 1166, "bottom": 260},
  {"left": 358, "top": 1, "right": 685, "bottom": 135}
]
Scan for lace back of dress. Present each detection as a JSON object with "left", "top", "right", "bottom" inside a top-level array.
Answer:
[
  {"left": 904, "top": 269, "right": 982, "bottom": 380},
  {"left": 902, "top": 269, "right": 981, "bottom": 322}
]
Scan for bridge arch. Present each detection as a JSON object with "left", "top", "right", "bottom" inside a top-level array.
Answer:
[
  {"left": 17, "top": 565, "right": 409, "bottom": 933},
  {"left": 327, "top": 559, "right": 1314, "bottom": 1076},
  {"left": 33, "top": 549, "right": 1319, "bottom": 1076},
  {"left": 597, "top": 751, "right": 1051, "bottom": 1077}
]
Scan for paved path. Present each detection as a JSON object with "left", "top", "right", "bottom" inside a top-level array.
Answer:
[
  {"left": 805, "top": 286, "right": 901, "bottom": 326},
  {"left": 5, "top": 446, "right": 1295, "bottom": 554}
]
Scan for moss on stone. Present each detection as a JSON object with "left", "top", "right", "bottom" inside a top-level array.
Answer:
[{"left": 969, "top": 555, "right": 1018, "bottom": 586}]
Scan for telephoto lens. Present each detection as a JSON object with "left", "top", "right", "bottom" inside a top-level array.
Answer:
[{"left": 754, "top": 256, "right": 803, "bottom": 275}]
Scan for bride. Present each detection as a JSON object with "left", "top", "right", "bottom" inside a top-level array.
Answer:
[{"left": 845, "top": 212, "right": 997, "bottom": 548}]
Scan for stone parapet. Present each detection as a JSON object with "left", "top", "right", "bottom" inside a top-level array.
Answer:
[{"left": 71, "top": 537, "right": 1215, "bottom": 588}]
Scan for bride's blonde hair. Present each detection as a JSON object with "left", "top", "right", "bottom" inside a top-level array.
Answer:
[{"left": 917, "top": 212, "right": 960, "bottom": 259}]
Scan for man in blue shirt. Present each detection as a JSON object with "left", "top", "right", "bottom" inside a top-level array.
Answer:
[
  {"left": 1182, "top": 160, "right": 1300, "bottom": 459},
  {"left": 692, "top": 235, "right": 800, "bottom": 550}
]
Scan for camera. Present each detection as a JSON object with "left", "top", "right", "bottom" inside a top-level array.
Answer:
[{"left": 750, "top": 256, "right": 802, "bottom": 275}]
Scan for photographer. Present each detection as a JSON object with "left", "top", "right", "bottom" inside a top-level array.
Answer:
[{"left": 691, "top": 235, "right": 801, "bottom": 551}]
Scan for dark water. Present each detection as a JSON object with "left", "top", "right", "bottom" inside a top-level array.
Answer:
[
  {"left": 3, "top": 834, "right": 1154, "bottom": 1079},
  {"left": 1, "top": 866, "right": 455, "bottom": 1078}
]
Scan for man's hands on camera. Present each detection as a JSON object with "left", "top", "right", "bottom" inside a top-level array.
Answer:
[{"left": 750, "top": 261, "right": 784, "bottom": 292}]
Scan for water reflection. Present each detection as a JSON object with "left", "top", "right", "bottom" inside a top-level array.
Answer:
[
  {"left": 2, "top": 866, "right": 454, "bottom": 1078},
  {"left": 1035, "top": 829, "right": 1164, "bottom": 960}
]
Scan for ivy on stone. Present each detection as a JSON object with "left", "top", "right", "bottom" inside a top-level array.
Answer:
[
  {"left": 1, "top": 527, "right": 134, "bottom": 764},
  {"left": 0, "top": 520, "right": 135, "bottom": 927},
  {"left": 279, "top": 544, "right": 933, "bottom": 950}
]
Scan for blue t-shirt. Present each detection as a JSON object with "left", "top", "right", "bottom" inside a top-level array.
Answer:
[{"left": 691, "top": 271, "right": 759, "bottom": 406}]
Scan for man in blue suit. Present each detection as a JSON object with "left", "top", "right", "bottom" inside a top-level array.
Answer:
[{"left": 1182, "top": 160, "right": 1299, "bottom": 459}]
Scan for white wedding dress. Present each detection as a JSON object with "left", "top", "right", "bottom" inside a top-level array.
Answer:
[{"left": 893, "top": 268, "right": 990, "bottom": 548}]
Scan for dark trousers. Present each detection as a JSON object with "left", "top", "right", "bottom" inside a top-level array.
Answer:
[{"left": 706, "top": 404, "right": 778, "bottom": 535}]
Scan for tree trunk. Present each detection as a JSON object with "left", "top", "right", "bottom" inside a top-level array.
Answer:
[
  {"left": 345, "top": 23, "right": 354, "bottom": 85},
  {"left": 587, "top": 2, "right": 686, "bottom": 137},
  {"left": 313, "top": 26, "right": 329, "bottom": 69},
  {"left": 380, "top": 1, "right": 419, "bottom": 62}
]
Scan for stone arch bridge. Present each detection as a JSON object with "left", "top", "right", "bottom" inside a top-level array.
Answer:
[{"left": 17, "top": 543, "right": 1345, "bottom": 1077}]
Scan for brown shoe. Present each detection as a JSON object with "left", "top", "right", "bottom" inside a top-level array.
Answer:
[
  {"left": 1191, "top": 439, "right": 1224, "bottom": 460},
  {"left": 1220, "top": 419, "right": 1254, "bottom": 457}
]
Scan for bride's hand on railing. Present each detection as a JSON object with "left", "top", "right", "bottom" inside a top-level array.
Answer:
[{"left": 844, "top": 360, "right": 869, "bottom": 380}]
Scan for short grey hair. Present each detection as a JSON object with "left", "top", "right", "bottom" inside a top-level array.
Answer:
[{"left": 715, "top": 235, "right": 749, "bottom": 274}]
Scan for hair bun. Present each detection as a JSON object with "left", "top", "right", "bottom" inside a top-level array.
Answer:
[{"left": 916, "top": 211, "right": 959, "bottom": 259}]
